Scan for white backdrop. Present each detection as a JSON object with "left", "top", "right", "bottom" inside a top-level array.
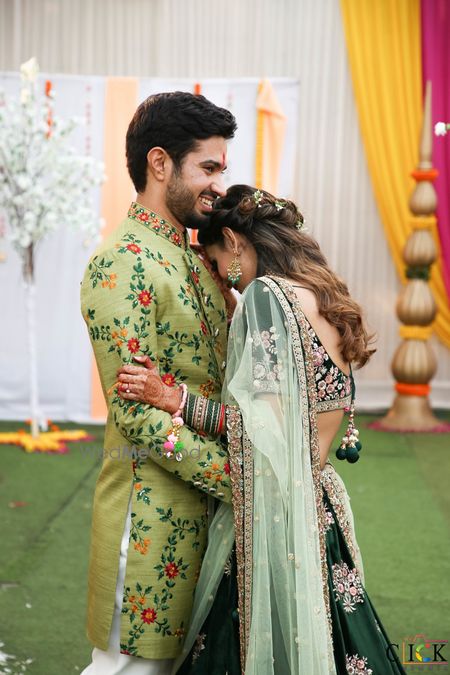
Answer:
[
  {"left": 0, "top": 74, "right": 300, "bottom": 421},
  {"left": 0, "top": 0, "right": 449, "bottom": 419}
]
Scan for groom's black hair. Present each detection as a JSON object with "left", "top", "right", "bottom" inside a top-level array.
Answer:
[{"left": 126, "top": 91, "right": 237, "bottom": 193}]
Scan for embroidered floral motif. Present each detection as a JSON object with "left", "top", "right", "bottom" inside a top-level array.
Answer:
[
  {"left": 128, "top": 202, "right": 187, "bottom": 249},
  {"left": 199, "top": 379, "right": 215, "bottom": 398},
  {"left": 192, "top": 632, "right": 206, "bottom": 663},
  {"left": 251, "top": 327, "right": 284, "bottom": 393},
  {"left": 324, "top": 506, "right": 335, "bottom": 533},
  {"left": 346, "top": 653, "right": 373, "bottom": 674},
  {"left": 332, "top": 561, "right": 364, "bottom": 613},
  {"left": 305, "top": 320, "right": 352, "bottom": 409}
]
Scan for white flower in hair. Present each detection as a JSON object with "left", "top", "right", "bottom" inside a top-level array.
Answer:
[{"left": 253, "top": 189, "right": 264, "bottom": 207}]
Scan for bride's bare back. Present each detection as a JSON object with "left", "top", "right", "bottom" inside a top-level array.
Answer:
[{"left": 289, "top": 283, "right": 350, "bottom": 470}]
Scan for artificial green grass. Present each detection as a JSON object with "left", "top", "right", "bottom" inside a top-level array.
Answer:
[{"left": 0, "top": 415, "right": 449, "bottom": 674}]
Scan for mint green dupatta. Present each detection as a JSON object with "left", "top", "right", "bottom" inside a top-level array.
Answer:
[{"left": 173, "top": 276, "right": 336, "bottom": 674}]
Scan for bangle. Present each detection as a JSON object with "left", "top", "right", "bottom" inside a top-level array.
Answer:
[
  {"left": 163, "top": 383, "right": 188, "bottom": 462},
  {"left": 173, "top": 383, "right": 188, "bottom": 418}
]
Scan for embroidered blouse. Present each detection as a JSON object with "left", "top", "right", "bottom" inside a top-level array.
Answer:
[{"left": 304, "top": 316, "right": 353, "bottom": 413}]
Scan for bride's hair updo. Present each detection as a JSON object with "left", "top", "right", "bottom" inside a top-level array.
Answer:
[{"left": 198, "top": 184, "right": 375, "bottom": 368}]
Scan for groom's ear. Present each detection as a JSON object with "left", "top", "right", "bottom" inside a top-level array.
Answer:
[{"left": 147, "top": 147, "right": 170, "bottom": 182}]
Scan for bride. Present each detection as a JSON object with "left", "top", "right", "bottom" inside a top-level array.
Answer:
[{"left": 117, "top": 185, "right": 406, "bottom": 675}]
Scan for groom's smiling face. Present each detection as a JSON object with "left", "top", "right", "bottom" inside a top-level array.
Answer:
[{"left": 165, "top": 135, "right": 228, "bottom": 229}]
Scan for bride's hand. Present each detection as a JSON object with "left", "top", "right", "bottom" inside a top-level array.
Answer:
[{"left": 117, "top": 355, "right": 182, "bottom": 414}]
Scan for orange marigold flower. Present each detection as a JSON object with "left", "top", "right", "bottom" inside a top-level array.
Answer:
[
  {"left": 120, "top": 328, "right": 128, "bottom": 337},
  {"left": 211, "top": 463, "right": 219, "bottom": 471},
  {"left": 131, "top": 604, "right": 138, "bottom": 613},
  {"left": 109, "top": 273, "right": 117, "bottom": 280},
  {"left": 215, "top": 474, "right": 223, "bottom": 482},
  {"left": 204, "top": 470, "right": 212, "bottom": 479},
  {"left": 138, "top": 597, "right": 146, "bottom": 605},
  {"left": 134, "top": 482, "right": 142, "bottom": 491},
  {"left": 101, "top": 280, "right": 109, "bottom": 288},
  {"left": 111, "top": 331, "right": 118, "bottom": 339},
  {"left": 128, "top": 595, "right": 136, "bottom": 602},
  {"left": 109, "top": 281, "right": 116, "bottom": 289}
]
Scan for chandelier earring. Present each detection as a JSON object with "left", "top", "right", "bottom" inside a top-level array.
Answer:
[{"left": 227, "top": 251, "right": 242, "bottom": 287}]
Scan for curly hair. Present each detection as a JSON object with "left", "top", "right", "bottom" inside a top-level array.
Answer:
[
  {"left": 126, "top": 92, "right": 237, "bottom": 193},
  {"left": 198, "top": 185, "right": 375, "bottom": 368}
]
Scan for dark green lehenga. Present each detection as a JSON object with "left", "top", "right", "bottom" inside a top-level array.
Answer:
[{"left": 178, "top": 485, "right": 405, "bottom": 675}]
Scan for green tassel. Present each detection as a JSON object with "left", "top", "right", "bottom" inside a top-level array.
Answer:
[
  {"left": 346, "top": 446, "right": 360, "bottom": 463},
  {"left": 336, "top": 446, "right": 347, "bottom": 461}
]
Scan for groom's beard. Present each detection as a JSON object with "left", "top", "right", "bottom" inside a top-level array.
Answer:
[{"left": 166, "top": 172, "right": 213, "bottom": 230}]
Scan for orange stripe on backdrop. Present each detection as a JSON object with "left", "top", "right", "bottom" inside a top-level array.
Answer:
[
  {"left": 90, "top": 78, "right": 138, "bottom": 420},
  {"left": 255, "top": 79, "right": 287, "bottom": 195}
]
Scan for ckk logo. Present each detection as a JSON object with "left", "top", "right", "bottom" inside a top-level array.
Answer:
[{"left": 389, "top": 635, "right": 449, "bottom": 667}]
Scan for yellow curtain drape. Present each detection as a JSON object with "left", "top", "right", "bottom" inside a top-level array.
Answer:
[{"left": 340, "top": 0, "right": 450, "bottom": 349}]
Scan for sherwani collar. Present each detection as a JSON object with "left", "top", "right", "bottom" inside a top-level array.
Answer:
[{"left": 128, "top": 202, "right": 188, "bottom": 250}]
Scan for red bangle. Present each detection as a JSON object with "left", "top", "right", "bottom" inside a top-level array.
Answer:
[{"left": 217, "top": 404, "right": 226, "bottom": 435}]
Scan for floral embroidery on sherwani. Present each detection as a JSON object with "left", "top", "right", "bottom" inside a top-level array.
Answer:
[{"left": 81, "top": 203, "right": 231, "bottom": 659}]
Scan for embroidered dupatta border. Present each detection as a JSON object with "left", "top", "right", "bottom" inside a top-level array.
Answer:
[
  {"left": 260, "top": 275, "right": 333, "bottom": 639},
  {"left": 321, "top": 463, "right": 362, "bottom": 579},
  {"left": 226, "top": 404, "right": 253, "bottom": 674}
]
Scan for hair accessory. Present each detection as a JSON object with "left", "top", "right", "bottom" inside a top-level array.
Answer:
[
  {"left": 227, "top": 254, "right": 242, "bottom": 287},
  {"left": 335, "top": 399, "right": 362, "bottom": 463},
  {"left": 163, "top": 383, "right": 188, "bottom": 461},
  {"left": 275, "top": 200, "right": 286, "bottom": 211},
  {"left": 253, "top": 189, "right": 264, "bottom": 207}
]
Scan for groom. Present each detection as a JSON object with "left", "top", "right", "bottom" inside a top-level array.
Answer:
[{"left": 80, "top": 92, "right": 237, "bottom": 674}]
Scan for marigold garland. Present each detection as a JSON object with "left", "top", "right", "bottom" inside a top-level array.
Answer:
[{"left": 0, "top": 424, "right": 93, "bottom": 453}]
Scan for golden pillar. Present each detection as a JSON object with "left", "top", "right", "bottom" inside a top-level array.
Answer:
[{"left": 379, "top": 81, "right": 445, "bottom": 431}]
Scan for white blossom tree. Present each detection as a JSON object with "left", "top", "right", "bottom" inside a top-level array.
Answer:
[{"left": 0, "top": 58, "right": 104, "bottom": 436}]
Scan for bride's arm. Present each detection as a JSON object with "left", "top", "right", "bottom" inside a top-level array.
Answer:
[{"left": 116, "top": 355, "right": 226, "bottom": 437}]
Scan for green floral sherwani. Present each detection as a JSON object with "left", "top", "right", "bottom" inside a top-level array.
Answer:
[{"left": 80, "top": 202, "right": 231, "bottom": 659}]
